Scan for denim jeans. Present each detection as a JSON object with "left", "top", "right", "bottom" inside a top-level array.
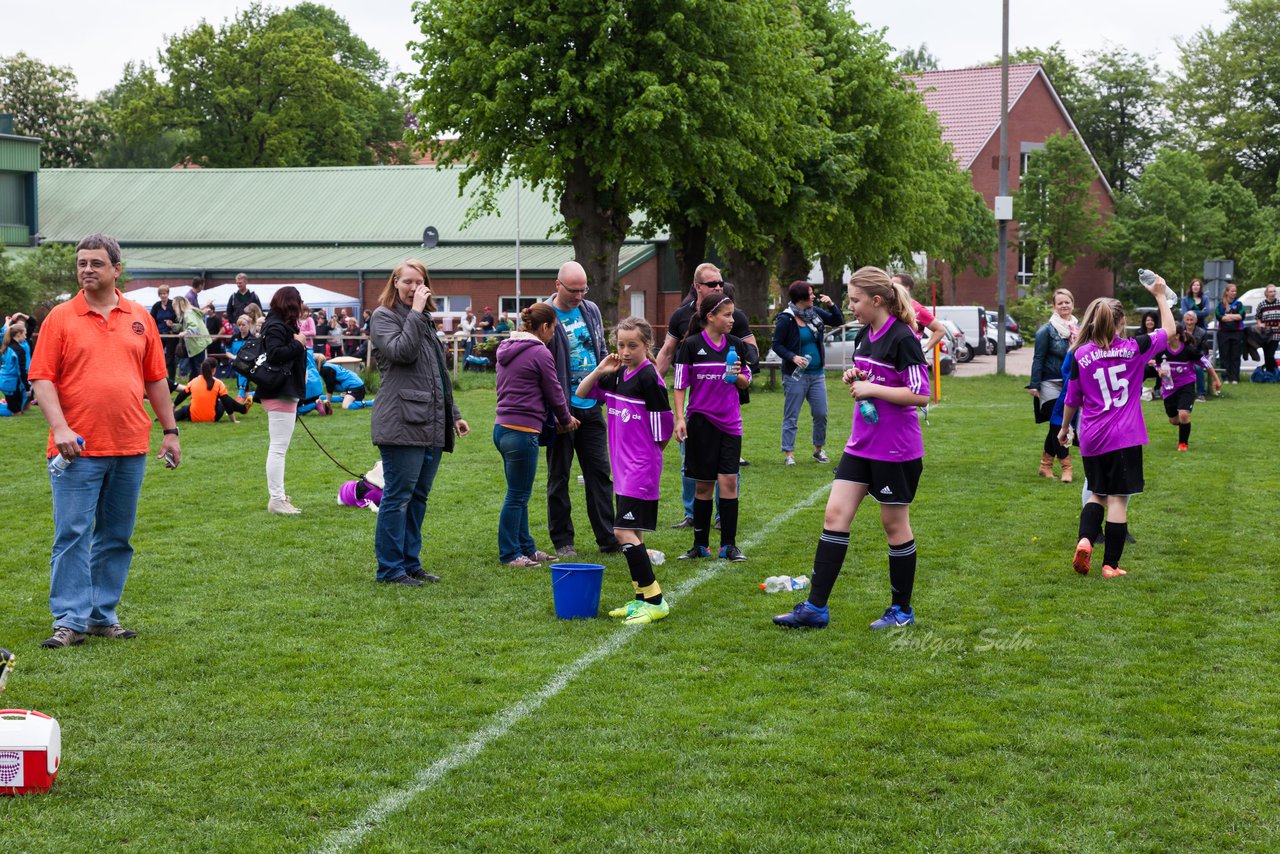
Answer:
[
  {"left": 494, "top": 425, "right": 540, "bottom": 562},
  {"left": 48, "top": 454, "right": 147, "bottom": 632},
  {"left": 780, "top": 371, "right": 828, "bottom": 452},
  {"left": 375, "top": 445, "right": 442, "bottom": 581}
]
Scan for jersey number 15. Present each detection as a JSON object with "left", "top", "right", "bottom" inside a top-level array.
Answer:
[{"left": 1092, "top": 365, "right": 1130, "bottom": 411}]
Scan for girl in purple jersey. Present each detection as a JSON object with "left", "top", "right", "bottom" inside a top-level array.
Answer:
[
  {"left": 577, "top": 317, "right": 676, "bottom": 624},
  {"left": 1059, "top": 273, "right": 1174, "bottom": 579},
  {"left": 1156, "top": 323, "right": 1219, "bottom": 451},
  {"left": 673, "top": 293, "right": 753, "bottom": 562},
  {"left": 774, "top": 267, "right": 930, "bottom": 631}
]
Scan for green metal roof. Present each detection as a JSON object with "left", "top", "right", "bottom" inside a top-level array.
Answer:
[
  {"left": 0, "top": 134, "right": 41, "bottom": 173},
  {"left": 119, "top": 242, "right": 657, "bottom": 278},
  {"left": 37, "top": 166, "right": 657, "bottom": 246}
]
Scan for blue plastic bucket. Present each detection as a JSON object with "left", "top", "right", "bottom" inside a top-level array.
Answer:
[{"left": 549, "top": 563, "right": 605, "bottom": 619}]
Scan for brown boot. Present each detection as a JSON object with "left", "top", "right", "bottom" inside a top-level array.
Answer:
[
  {"left": 1038, "top": 452, "right": 1054, "bottom": 478},
  {"left": 1060, "top": 454, "right": 1073, "bottom": 483}
]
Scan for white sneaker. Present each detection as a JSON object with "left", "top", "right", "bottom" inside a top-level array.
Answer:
[
  {"left": 784, "top": 455, "right": 796, "bottom": 466},
  {"left": 267, "top": 498, "right": 302, "bottom": 515}
]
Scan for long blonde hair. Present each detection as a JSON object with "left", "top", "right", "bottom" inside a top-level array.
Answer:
[
  {"left": 1072, "top": 297, "right": 1126, "bottom": 352},
  {"left": 379, "top": 259, "right": 436, "bottom": 312},
  {"left": 849, "top": 266, "right": 916, "bottom": 329}
]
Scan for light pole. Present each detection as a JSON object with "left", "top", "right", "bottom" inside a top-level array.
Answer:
[
  {"left": 995, "top": 0, "right": 1011, "bottom": 376},
  {"left": 515, "top": 177, "right": 522, "bottom": 315}
]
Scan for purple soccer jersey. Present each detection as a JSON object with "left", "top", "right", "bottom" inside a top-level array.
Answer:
[
  {"left": 593, "top": 361, "right": 674, "bottom": 500},
  {"left": 844, "top": 316, "right": 930, "bottom": 462},
  {"left": 674, "top": 331, "right": 752, "bottom": 436},
  {"left": 1158, "top": 339, "right": 1206, "bottom": 399},
  {"left": 1065, "top": 330, "right": 1168, "bottom": 456}
]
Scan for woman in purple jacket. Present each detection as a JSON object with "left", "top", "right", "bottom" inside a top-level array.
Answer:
[{"left": 494, "top": 303, "right": 580, "bottom": 566}]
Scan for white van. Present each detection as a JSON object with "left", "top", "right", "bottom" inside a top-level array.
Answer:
[{"left": 932, "top": 306, "right": 988, "bottom": 358}]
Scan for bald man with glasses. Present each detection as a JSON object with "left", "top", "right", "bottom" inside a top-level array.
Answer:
[{"left": 543, "top": 261, "right": 621, "bottom": 555}]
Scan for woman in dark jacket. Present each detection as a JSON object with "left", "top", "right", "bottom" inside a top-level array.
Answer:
[
  {"left": 368, "top": 259, "right": 469, "bottom": 586},
  {"left": 150, "top": 286, "right": 179, "bottom": 381},
  {"left": 1027, "top": 288, "right": 1077, "bottom": 481},
  {"left": 258, "top": 286, "right": 310, "bottom": 515},
  {"left": 493, "top": 304, "right": 579, "bottom": 567},
  {"left": 770, "top": 280, "right": 843, "bottom": 465}
]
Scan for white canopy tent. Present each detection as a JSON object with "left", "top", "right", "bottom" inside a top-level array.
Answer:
[{"left": 124, "top": 283, "right": 361, "bottom": 316}]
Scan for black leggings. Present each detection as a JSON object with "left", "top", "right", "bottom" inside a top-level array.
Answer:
[
  {"left": 1043, "top": 422, "right": 1068, "bottom": 459},
  {"left": 3, "top": 386, "right": 25, "bottom": 414},
  {"left": 175, "top": 394, "right": 248, "bottom": 422}
]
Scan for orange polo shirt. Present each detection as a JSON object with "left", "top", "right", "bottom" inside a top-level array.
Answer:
[{"left": 29, "top": 289, "right": 168, "bottom": 457}]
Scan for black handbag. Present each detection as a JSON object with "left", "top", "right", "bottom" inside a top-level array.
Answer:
[{"left": 232, "top": 337, "right": 288, "bottom": 392}]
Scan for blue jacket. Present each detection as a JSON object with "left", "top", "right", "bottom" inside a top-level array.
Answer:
[
  {"left": 771, "top": 303, "right": 844, "bottom": 376},
  {"left": 544, "top": 296, "right": 607, "bottom": 403},
  {"left": 1, "top": 343, "right": 28, "bottom": 392}
]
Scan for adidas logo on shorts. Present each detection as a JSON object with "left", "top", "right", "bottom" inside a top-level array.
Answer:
[
  {"left": 880, "top": 486, "right": 893, "bottom": 495},
  {"left": 622, "top": 512, "right": 635, "bottom": 520}
]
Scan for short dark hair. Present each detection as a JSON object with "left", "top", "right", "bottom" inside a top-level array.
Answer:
[
  {"left": 75, "top": 233, "right": 121, "bottom": 265},
  {"left": 270, "top": 286, "right": 303, "bottom": 323},
  {"left": 893, "top": 272, "right": 916, "bottom": 290},
  {"left": 787, "top": 280, "right": 812, "bottom": 304}
]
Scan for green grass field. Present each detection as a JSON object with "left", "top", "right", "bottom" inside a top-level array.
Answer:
[{"left": 1, "top": 374, "right": 1277, "bottom": 851}]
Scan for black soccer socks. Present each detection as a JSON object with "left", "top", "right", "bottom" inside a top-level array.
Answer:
[
  {"left": 888, "top": 539, "right": 917, "bottom": 608},
  {"left": 807, "top": 529, "right": 850, "bottom": 608}
]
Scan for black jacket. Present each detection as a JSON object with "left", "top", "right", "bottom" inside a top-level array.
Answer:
[
  {"left": 256, "top": 314, "right": 308, "bottom": 401},
  {"left": 771, "top": 303, "right": 843, "bottom": 376}
]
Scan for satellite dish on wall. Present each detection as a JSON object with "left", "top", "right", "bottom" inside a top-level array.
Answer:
[{"left": 422, "top": 226, "right": 439, "bottom": 249}]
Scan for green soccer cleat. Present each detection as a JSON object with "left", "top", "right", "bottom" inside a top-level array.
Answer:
[
  {"left": 608, "top": 599, "right": 644, "bottom": 619},
  {"left": 623, "top": 600, "right": 670, "bottom": 625}
]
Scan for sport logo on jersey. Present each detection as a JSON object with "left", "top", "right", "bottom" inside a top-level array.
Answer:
[{"left": 607, "top": 405, "right": 635, "bottom": 423}]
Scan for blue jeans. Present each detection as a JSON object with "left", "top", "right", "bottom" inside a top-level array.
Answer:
[
  {"left": 48, "top": 454, "right": 147, "bottom": 631},
  {"left": 494, "top": 425, "right": 540, "bottom": 562},
  {"left": 375, "top": 445, "right": 442, "bottom": 581},
  {"left": 780, "top": 371, "right": 828, "bottom": 452},
  {"left": 1194, "top": 364, "right": 1206, "bottom": 397}
]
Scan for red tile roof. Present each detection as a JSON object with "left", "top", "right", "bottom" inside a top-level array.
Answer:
[{"left": 909, "top": 63, "right": 1043, "bottom": 170}]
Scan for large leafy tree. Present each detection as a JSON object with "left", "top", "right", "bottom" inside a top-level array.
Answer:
[
  {"left": 1013, "top": 131, "right": 1109, "bottom": 291},
  {"left": 113, "top": 3, "right": 406, "bottom": 167},
  {"left": 1073, "top": 47, "right": 1166, "bottom": 194},
  {"left": 1110, "top": 149, "right": 1225, "bottom": 285},
  {"left": 1171, "top": 0, "right": 1280, "bottom": 202},
  {"left": 96, "top": 62, "right": 189, "bottom": 168},
  {"left": 0, "top": 53, "right": 108, "bottom": 167},
  {"left": 407, "top": 0, "right": 819, "bottom": 321}
]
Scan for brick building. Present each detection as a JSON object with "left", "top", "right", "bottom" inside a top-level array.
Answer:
[{"left": 912, "top": 64, "right": 1114, "bottom": 307}]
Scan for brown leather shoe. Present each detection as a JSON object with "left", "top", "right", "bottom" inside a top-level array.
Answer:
[
  {"left": 41, "top": 627, "right": 86, "bottom": 648},
  {"left": 86, "top": 624, "right": 138, "bottom": 639}
]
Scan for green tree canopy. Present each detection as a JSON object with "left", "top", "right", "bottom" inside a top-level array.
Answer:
[
  {"left": 1073, "top": 46, "right": 1166, "bottom": 194},
  {"left": 0, "top": 53, "right": 107, "bottom": 167},
  {"left": 1013, "top": 131, "right": 1109, "bottom": 291},
  {"left": 896, "top": 43, "right": 939, "bottom": 73},
  {"left": 111, "top": 3, "right": 406, "bottom": 168},
  {"left": 1171, "top": 0, "right": 1280, "bottom": 201}
]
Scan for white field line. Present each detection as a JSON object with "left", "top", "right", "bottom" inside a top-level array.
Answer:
[{"left": 317, "top": 481, "right": 833, "bottom": 853}]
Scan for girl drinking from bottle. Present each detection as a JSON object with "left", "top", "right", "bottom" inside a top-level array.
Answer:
[
  {"left": 576, "top": 317, "right": 675, "bottom": 624},
  {"left": 774, "top": 266, "right": 929, "bottom": 630},
  {"left": 673, "top": 293, "right": 752, "bottom": 562},
  {"left": 1059, "top": 272, "right": 1174, "bottom": 579}
]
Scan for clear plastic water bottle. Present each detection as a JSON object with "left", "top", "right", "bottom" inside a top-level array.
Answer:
[
  {"left": 760, "top": 575, "right": 810, "bottom": 593},
  {"left": 858, "top": 399, "right": 879, "bottom": 424},
  {"left": 647, "top": 549, "right": 665, "bottom": 565},
  {"left": 48, "top": 437, "right": 84, "bottom": 478},
  {"left": 723, "top": 346, "right": 739, "bottom": 383},
  {"left": 1137, "top": 268, "right": 1156, "bottom": 287}
]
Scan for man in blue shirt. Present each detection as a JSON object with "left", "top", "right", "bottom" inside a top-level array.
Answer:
[{"left": 545, "top": 261, "right": 620, "bottom": 555}]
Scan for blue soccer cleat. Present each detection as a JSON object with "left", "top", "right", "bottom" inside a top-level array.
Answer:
[
  {"left": 678, "top": 545, "right": 712, "bottom": 560},
  {"left": 869, "top": 604, "right": 914, "bottom": 630},
  {"left": 773, "top": 600, "right": 829, "bottom": 629}
]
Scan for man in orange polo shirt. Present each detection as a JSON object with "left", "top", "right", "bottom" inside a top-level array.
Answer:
[{"left": 29, "top": 233, "right": 182, "bottom": 649}]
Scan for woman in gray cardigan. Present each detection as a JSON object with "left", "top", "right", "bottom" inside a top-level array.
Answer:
[{"left": 367, "top": 259, "right": 470, "bottom": 586}]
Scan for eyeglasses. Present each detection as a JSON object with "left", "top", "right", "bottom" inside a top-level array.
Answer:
[
  {"left": 698, "top": 280, "right": 724, "bottom": 289},
  {"left": 557, "top": 280, "right": 589, "bottom": 294}
]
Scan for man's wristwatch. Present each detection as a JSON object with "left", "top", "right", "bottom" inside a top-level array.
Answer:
[{"left": 163, "top": 427, "right": 180, "bottom": 437}]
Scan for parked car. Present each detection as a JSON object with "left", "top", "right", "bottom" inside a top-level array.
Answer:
[
  {"left": 984, "top": 311, "right": 1022, "bottom": 351},
  {"left": 821, "top": 322, "right": 954, "bottom": 375},
  {"left": 940, "top": 318, "right": 973, "bottom": 362},
  {"left": 933, "top": 306, "right": 988, "bottom": 356}
]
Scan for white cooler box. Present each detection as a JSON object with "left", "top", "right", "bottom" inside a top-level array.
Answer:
[{"left": 0, "top": 709, "right": 61, "bottom": 795}]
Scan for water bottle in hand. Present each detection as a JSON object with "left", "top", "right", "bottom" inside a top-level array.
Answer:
[
  {"left": 1137, "top": 268, "right": 1156, "bottom": 287},
  {"left": 48, "top": 437, "right": 85, "bottom": 478},
  {"left": 858, "top": 399, "right": 879, "bottom": 424},
  {"left": 724, "top": 347, "right": 739, "bottom": 383}
]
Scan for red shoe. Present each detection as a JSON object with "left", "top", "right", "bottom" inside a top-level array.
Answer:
[
  {"left": 1177, "top": 443, "right": 1188, "bottom": 452},
  {"left": 1102, "top": 565, "right": 1127, "bottom": 578},
  {"left": 1072, "top": 537, "right": 1092, "bottom": 575}
]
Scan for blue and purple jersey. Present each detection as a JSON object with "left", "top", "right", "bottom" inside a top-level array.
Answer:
[
  {"left": 674, "top": 331, "right": 752, "bottom": 436},
  {"left": 1158, "top": 338, "right": 1207, "bottom": 399},
  {"left": 1065, "top": 330, "right": 1168, "bottom": 456},
  {"left": 845, "top": 316, "right": 930, "bottom": 462},
  {"left": 593, "top": 361, "right": 674, "bottom": 500}
]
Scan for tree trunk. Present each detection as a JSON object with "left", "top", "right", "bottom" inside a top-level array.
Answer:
[
  {"left": 723, "top": 245, "right": 775, "bottom": 323},
  {"left": 820, "top": 254, "right": 844, "bottom": 296},
  {"left": 673, "top": 221, "right": 708, "bottom": 302},
  {"left": 560, "top": 157, "right": 632, "bottom": 326},
  {"left": 778, "top": 238, "right": 811, "bottom": 287}
]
